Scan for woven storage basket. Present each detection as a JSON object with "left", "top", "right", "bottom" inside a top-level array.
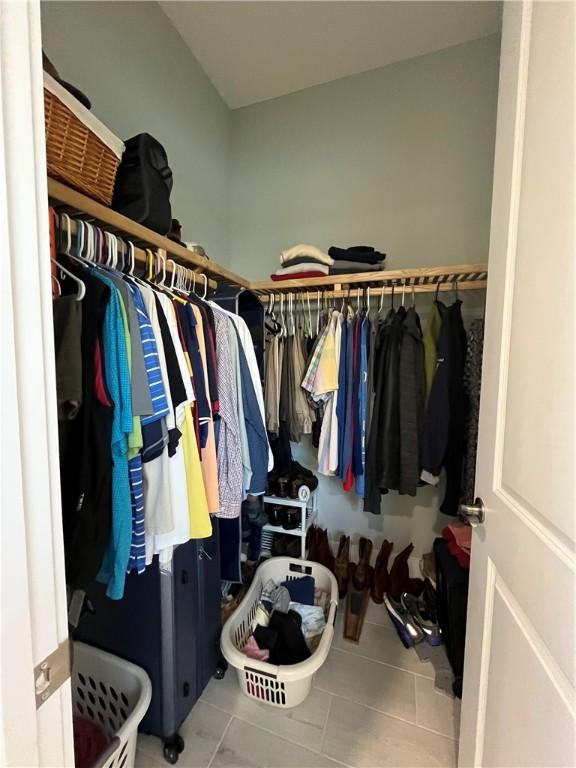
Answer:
[{"left": 44, "top": 73, "right": 124, "bottom": 206}]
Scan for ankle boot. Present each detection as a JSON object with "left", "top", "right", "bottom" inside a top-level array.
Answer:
[
  {"left": 318, "top": 529, "right": 335, "bottom": 572},
  {"left": 371, "top": 539, "right": 393, "bottom": 603},
  {"left": 334, "top": 535, "right": 351, "bottom": 598},
  {"left": 389, "top": 543, "right": 424, "bottom": 600},
  {"left": 352, "top": 537, "right": 373, "bottom": 590}
]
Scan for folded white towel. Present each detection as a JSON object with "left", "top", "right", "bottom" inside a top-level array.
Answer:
[
  {"left": 274, "top": 262, "right": 329, "bottom": 276},
  {"left": 280, "top": 244, "right": 334, "bottom": 266}
]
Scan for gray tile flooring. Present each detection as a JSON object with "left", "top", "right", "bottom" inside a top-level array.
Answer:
[{"left": 135, "top": 601, "right": 460, "bottom": 768}]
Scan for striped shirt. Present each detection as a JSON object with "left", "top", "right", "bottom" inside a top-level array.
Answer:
[
  {"left": 126, "top": 284, "right": 170, "bottom": 574},
  {"left": 129, "top": 284, "right": 170, "bottom": 426}
]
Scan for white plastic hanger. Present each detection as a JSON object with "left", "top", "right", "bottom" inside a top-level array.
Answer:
[
  {"left": 51, "top": 257, "right": 86, "bottom": 300},
  {"left": 401, "top": 279, "right": 406, "bottom": 307},
  {"left": 199, "top": 273, "right": 208, "bottom": 300},
  {"left": 168, "top": 259, "right": 178, "bottom": 290}
]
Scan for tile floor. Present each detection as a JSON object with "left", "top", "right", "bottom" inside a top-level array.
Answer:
[{"left": 135, "top": 601, "right": 460, "bottom": 768}]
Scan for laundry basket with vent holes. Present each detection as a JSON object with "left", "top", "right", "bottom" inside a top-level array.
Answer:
[
  {"left": 221, "top": 557, "right": 338, "bottom": 709},
  {"left": 72, "top": 642, "right": 152, "bottom": 768}
]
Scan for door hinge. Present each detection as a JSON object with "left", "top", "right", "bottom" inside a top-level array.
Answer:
[{"left": 34, "top": 638, "right": 71, "bottom": 709}]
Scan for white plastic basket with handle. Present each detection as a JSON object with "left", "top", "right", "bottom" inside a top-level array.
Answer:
[
  {"left": 71, "top": 642, "right": 152, "bottom": 768},
  {"left": 221, "top": 557, "right": 338, "bottom": 709}
]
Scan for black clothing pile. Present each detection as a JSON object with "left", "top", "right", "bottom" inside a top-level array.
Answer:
[{"left": 328, "top": 245, "right": 386, "bottom": 275}]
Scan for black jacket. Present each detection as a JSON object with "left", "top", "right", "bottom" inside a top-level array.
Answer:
[
  {"left": 421, "top": 300, "right": 468, "bottom": 515},
  {"left": 363, "top": 307, "right": 406, "bottom": 512},
  {"left": 398, "top": 307, "right": 426, "bottom": 496}
]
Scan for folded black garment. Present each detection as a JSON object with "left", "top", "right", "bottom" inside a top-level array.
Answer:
[
  {"left": 267, "top": 610, "right": 311, "bottom": 665},
  {"left": 328, "top": 260, "right": 385, "bottom": 274},
  {"left": 329, "top": 246, "right": 386, "bottom": 264}
]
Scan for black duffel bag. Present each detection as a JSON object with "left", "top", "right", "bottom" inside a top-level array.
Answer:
[{"left": 112, "top": 133, "right": 173, "bottom": 235}]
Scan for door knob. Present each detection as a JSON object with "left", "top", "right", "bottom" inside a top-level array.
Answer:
[{"left": 459, "top": 497, "right": 485, "bottom": 527}]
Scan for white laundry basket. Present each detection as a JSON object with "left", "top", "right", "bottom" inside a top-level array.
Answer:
[
  {"left": 221, "top": 557, "right": 338, "bottom": 708},
  {"left": 71, "top": 642, "right": 152, "bottom": 768}
]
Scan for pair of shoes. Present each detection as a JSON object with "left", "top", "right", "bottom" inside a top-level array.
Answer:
[
  {"left": 272, "top": 534, "right": 301, "bottom": 558},
  {"left": 267, "top": 506, "right": 300, "bottom": 530},
  {"left": 371, "top": 540, "right": 393, "bottom": 603},
  {"left": 383, "top": 594, "right": 424, "bottom": 648},
  {"left": 243, "top": 496, "right": 269, "bottom": 527},
  {"left": 352, "top": 537, "right": 373, "bottom": 590},
  {"left": 401, "top": 590, "right": 443, "bottom": 646},
  {"left": 307, "top": 527, "right": 334, "bottom": 571},
  {"left": 389, "top": 543, "right": 424, "bottom": 600},
  {"left": 334, "top": 535, "right": 351, "bottom": 598}
]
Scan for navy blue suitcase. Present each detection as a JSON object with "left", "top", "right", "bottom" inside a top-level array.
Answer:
[{"left": 75, "top": 531, "right": 224, "bottom": 764}]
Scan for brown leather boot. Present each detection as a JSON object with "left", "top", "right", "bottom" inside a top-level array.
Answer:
[
  {"left": 352, "top": 537, "right": 373, "bottom": 590},
  {"left": 306, "top": 525, "right": 321, "bottom": 562},
  {"left": 318, "top": 529, "right": 335, "bottom": 572},
  {"left": 334, "top": 535, "right": 351, "bottom": 598},
  {"left": 370, "top": 539, "right": 393, "bottom": 603},
  {"left": 388, "top": 543, "right": 424, "bottom": 600}
]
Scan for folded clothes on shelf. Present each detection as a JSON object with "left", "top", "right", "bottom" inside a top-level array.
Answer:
[
  {"left": 274, "top": 262, "right": 329, "bottom": 276},
  {"left": 271, "top": 271, "right": 327, "bottom": 281},
  {"left": 329, "top": 261, "right": 386, "bottom": 275},
  {"left": 328, "top": 245, "right": 386, "bottom": 264},
  {"left": 280, "top": 244, "right": 333, "bottom": 266}
]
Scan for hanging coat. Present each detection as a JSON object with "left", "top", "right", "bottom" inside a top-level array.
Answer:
[
  {"left": 421, "top": 300, "right": 468, "bottom": 516},
  {"left": 398, "top": 307, "right": 426, "bottom": 496}
]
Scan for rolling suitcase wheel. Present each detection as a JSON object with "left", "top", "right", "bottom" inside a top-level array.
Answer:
[{"left": 163, "top": 734, "right": 185, "bottom": 764}]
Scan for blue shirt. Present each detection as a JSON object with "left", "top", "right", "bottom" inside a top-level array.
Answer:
[
  {"left": 235, "top": 328, "right": 268, "bottom": 495},
  {"left": 94, "top": 274, "right": 133, "bottom": 600},
  {"left": 129, "top": 285, "right": 170, "bottom": 426}
]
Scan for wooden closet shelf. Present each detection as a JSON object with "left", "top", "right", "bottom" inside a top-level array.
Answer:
[
  {"left": 251, "top": 264, "right": 488, "bottom": 294},
  {"left": 47, "top": 178, "right": 251, "bottom": 289}
]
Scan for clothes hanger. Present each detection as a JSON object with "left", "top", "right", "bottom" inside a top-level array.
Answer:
[
  {"left": 199, "top": 273, "right": 208, "bottom": 300},
  {"left": 50, "top": 257, "right": 86, "bottom": 300},
  {"left": 401, "top": 279, "right": 406, "bottom": 307},
  {"left": 316, "top": 289, "right": 320, "bottom": 335},
  {"left": 411, "top": 279, "right": 416, "bottom": 308},
  {"left": 452, "top": 279, "right": 459, "bottom": 303},
  {"left": 168, "top": 258, "right": 178, "bottom": 291}
]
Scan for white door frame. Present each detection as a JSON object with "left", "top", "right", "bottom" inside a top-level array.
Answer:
[{"left": 0, "top": 1, "right": 74, "bottom": 765}]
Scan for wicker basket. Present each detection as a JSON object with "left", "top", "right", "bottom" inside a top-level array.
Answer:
[{"left": 44, "top": 73, "right": 124, "bottom": 206}]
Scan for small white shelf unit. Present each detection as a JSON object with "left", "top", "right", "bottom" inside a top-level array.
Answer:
[{"left": 261, "top": 491, "right": 318, "bottom": 560}]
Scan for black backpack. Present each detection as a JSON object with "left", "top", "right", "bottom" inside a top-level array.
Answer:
[{"left": 112, "top": 134, "right": 173, "bottom": 235}]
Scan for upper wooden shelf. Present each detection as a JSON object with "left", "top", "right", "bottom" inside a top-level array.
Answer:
[
  {"left": 47, "top": 178, "right": 251, "bottom": 289},
  {"left": 251, "top": 263, "right": 488, "bottom": 295},
  {"left": 47, "top": 179, "right": 487, "bottom": 297}
]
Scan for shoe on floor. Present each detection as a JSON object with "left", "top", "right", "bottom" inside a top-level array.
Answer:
[
  {"left": 371, "top": 539, "right": 393, "bottom": 604},
  {"left": 401, "top": 590, "right": 443, "bottom": 646},
  {"left": 352, "top": 537, "right": 373, "bottom": 590},
  {"left": 383, "top": 593, "right": 424, "bottom": 648},
  {"left": 334, "top": 535, "right": 351, "bottom": 598}
]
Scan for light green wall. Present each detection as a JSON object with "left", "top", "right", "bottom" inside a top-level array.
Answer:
[
  {"left": 41, "top": 1, "right": 231, "bottom": 265},
  {"left": 230, "top": 35, "right": 500, "bottom": 280}
]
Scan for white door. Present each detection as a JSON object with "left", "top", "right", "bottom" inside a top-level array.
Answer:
[
  {"left": 458, "top": 2, "right": 575, "bottom": 766},
  {"left": 0, "top": 1, "right": 74, "bottom": 765}
]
